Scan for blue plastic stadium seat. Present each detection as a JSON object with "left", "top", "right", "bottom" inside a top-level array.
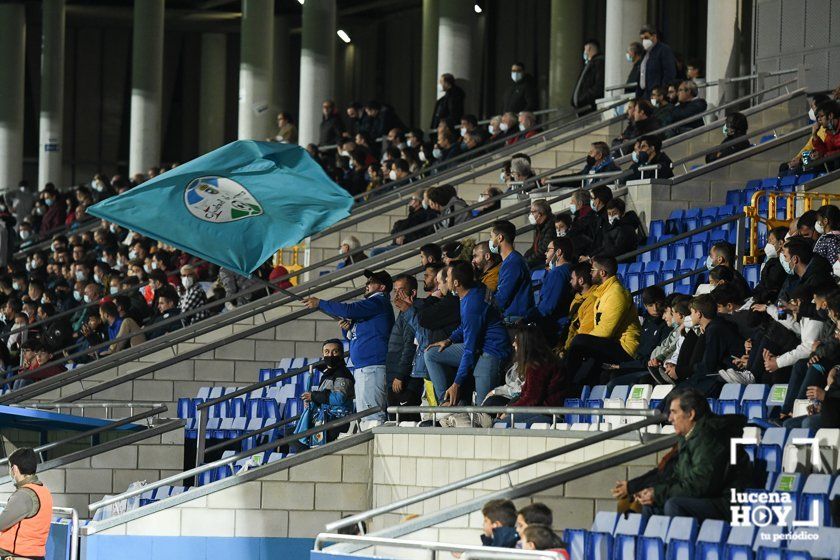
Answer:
[
  {"left": 563, "top": 386, "right": 591, "bottom": 424},
  {"left": 785, "top": 527, "right": 840, "bottom": 560},
  {"left": 664, "top": 516, "right": 698, "bottom": 560},
  {"left": 580, "top": 511, "right": 619, "bottom": 560},
  {"left": 612, "top": 513, "right": 647, "bottom": 560},
  {"left": 744, "top": 179, "right": 762, "bottom": 190},
  {"left": 531, "top": 269, "right": 547, "bottom": 288},
  {"left": 726, "top": 190, "right": 744, "bottom": 207},
  {"left": 722, "top": 526, "right": 757, "bottom": 560},
  {"left": 717, "top": 384, "right": 746, "bottom": 415},
  {"left": 695, "top": 519, "right": 731, "bottom": 560},
  {"left": 649, "top": 220, "right": 665, "bottom": 241},
  {"left": 759, "top": 134, "right": 776, "bottom": 144},
  {"left": 743, "top": 264, "right": 760, "bottom": 289},
  {"left": 637, "top": 515, "right": 671, "bottom": 560},
  {"left": 796, "top": 173, "right": 815, "bottom": 185},
  {"left": 177, "top": 398, "right": 195, "bottom": 419},
  {"left": 584, "top": 385, "right": 608, "bottom": 423},
  {"left": 740, "top": 384, "right": 771, "bottom": 420},
  {"left": 669, "top": 242, "right": 689, "bottom": 262}
]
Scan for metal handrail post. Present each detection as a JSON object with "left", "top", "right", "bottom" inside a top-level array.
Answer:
[
  {"left": 195, "top": 408, "right": 208, "bottom": 467},
  {"left": 735, "top": 214, "right": 747, "bottom": 272}
]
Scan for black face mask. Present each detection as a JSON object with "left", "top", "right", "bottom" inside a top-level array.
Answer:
[
  {"left": 323, "top": 355, "right": 344, "bottom": 370},
  {"left": 585, "top": 155, "right": 596, "bottom": 167},
  {"left": 817, "top": 308, "right": 829, "bottom": 320}
]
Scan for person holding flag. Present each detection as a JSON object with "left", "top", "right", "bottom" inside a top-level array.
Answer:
[{"left": 304, "top": 270, "right": 394, "bottom": 422}]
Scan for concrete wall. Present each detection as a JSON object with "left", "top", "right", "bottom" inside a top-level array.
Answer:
[
  {"left": 93, "top": 441, "right": 371, "bottom": 539},
  {"left": 0, "top": 429, "right": 185, "bottom": 517}
]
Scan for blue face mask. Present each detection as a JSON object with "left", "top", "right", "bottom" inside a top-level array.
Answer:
[
  {"left": 631, "top": 152, "right": 639, "bottom": 163},
  {"left": 569, "top": 203, "right": 577, "bottom": 215},
  {"left": 705, "top": 256, "right": 714, "bottom": 271},
  {"left": 590, "top": 200, "right": 597, "bottom": 211},
  {"left": 44, "top": 198, "right": 54, "bottom": 207},
  {"left": 636, "top": 151, "right": 649, "bottom": 164},
  {"left": 583, "top": 52, "right": 589, "bottom": 62},
  {"left": 781, "top": 255, "right": 794, "bottom": 275},
  {"left": 548, "top": 259, "right": 556, "bottom": 271},
  {"left": 488, "top": 237, "right": 500, "bottom": 254}
]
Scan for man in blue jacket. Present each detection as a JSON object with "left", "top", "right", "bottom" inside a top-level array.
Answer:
[
  {"left": 304, "top": 270, "right": 394, "bottom": 422},
  {"left": 636, "top": 25, "right": 677, "bottom": 100},
  {"left": 426, "top": 261, "right": 511, "bottom": 406},
  {"left": 490, "top": 220, "right": 534, "bottom": 324},
  {"left": 530, "top": 236, "right": 575, "bottom": 345}
]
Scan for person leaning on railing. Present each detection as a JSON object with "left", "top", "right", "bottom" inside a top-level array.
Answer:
[
  {"left": 779, "top": 93, "right": 830, "bottom": 176},
  {"left": 809, "top": 99, "right": 840, "bottom": 171}
]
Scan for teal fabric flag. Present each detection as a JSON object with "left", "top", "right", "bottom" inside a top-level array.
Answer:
[{"left": 88, "top": 141, "right": 353, "bottom": 277}]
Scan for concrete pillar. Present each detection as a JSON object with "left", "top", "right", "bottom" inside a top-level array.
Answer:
[
  {"left": 272, "top": 16, "right": 294, "bottom": 118},
  {"left": 436, "top": 0, "right": 473, "bottom": 111},
  {"left": 705, "top": 0, "right": 740, "bottom": 104},
  {"left": 548, "top": 0, "right": 584, "bottom": 109},
  {"left": 604, "top": 0, "right": 646, "bottom": 92},
  {"left": 198, "top": 33, "right": 226, "bottom": 154},
  {"left": 129, "top": 0, "right": 164, "bottom": 176},
  {"left": 0, "top": 3, "right": 25, "bottom": 193},
  {"left": 38, "top": 0, "right": 65, "bottom": 189},
  {"left": 238, "top": 0, "right": 274, "bottom": 141},
  {"left": 420, "top": 0, "right": 439, "bottom": 131},
  {"left": 298, "top": 0, "right": 336, "bottom": 147}
]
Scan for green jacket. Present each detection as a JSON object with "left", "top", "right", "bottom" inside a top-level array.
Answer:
[{"left": 652, "top": 414, "right": 752, "bottom": 510}]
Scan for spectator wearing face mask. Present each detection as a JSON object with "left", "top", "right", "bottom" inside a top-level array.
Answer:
[
  {"left": 706, "top": 112, "right": 750, "bottom": 163},
  {"left": 780, "top": 94, "right": 831, "bottom": 175},
  {"left": 473, "top": 187, "right": 502, "bottom": 219},
  {"left": 581, "top": 142, "right": 621, "bottom": 181},
  {"left": 432, "top": 128, "right": 462, "bottom": 168},
  {"left": 391, "top": 192, "right": 435, "bottom": 245},
  {"left": 650, "top": 85, "right": 674, "bottom": 125},
  {"left": 590, "top": 199, "right": 643, "bottom": 259},
  {"left": 472, "top": 242, "right": 502, "bottom": 292},
  {"left": 508, "top": 112, "right": 541, "bottom": 145},
  {"left": 178, "top": 265, "right": 208, "bottom": 326},
  {"left": 499, "top": 112, "right": 518, "bottom": 138},
  {"left": 814, "top": 204, "right": 840, "bottom": 264},
  {"left": 636, "top": 25, "right": 677, "bottom": 99},
  {"left": 524, "top": 199, "right": 556, "bottom": 270},
  {"left": 531, "top": 237, "right": 575, "bottom": 343},
  {"left": 486, "top": 116, "right": 505, "bottom": 142},
  {"left": 431, "top": 73, "right": 465, "bottom": 130},
  {"left": 571, "top": 39, "right": 605, "bottom": 114},
  {"left": 752, "top": 226, "right": 789, "bottom": 305},
  {"left": 626, "top": 135, "right": 674, "bottom": 182},
  {"left": 489, "top": 220, "right": 535, "bottom": 324},
  {"left": 507, "top": 156, "right": 535, "bottom": 192},
  {"left": 625, "top": 42, "right": 645, "bottom": 93},
  {"left": 503, "top": 62, "right": 538, "bottom": 113},
  {"left": 99, "top": 301, "right": 145, "bottom": 355}
]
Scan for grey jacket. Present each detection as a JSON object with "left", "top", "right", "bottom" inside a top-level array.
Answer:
[{"left": 651, "top": 324, "right": 681, "bottom": 363}]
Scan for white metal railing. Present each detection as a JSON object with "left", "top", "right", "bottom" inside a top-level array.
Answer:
[{"left": 314, "top": 533, "right": 563, "bottom": 560}]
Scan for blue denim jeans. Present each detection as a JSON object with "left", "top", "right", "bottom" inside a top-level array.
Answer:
[
  {"left": 353, "top": 365, "right": 387, "bottom": 422},
  {"left": 424, "top": 343, "right": 502, "bottom": 405},
  {"left": 781, "top": 361, "right": 826, "bottom": 415}
]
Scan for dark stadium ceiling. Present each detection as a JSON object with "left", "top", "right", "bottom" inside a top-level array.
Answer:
[{"left": 56, "top": 0, "right": 418, "bottom": 28}]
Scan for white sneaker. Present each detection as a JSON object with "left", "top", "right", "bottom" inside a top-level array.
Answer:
[{"left": 719, "top": 368, "right": 754, "bottom": 384}]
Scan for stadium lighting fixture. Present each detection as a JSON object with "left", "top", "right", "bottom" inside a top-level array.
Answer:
[
  {"left": 337, "top": 29, "right": 351, "bottom": 43},
  {"left": 474, "top": 3, "right": 482, "bottom": 13}
]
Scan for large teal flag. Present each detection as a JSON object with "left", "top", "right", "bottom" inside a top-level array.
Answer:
[{"left": 88, "top": 141, "right": 353, "bottom": 277}]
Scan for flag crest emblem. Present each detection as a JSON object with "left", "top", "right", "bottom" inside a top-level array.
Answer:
[{"left": 185, "top": 176, "right": 263, "bottom": 223}]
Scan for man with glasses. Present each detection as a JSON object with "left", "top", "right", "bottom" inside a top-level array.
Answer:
[
  {"left": 304, "top": 270, "right": 395, "bottom": 422},
  {"left": 670, "top": 80, "right": 707, "bottom": 135}
]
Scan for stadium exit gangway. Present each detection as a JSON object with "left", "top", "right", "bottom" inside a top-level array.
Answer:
[{"left": 314, "top": 534, "right": 564, "bottom": 560}]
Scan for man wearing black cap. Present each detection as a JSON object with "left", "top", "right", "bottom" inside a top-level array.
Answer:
[{"left": 304, "top": 270, "right": 395, "bottom": 422}]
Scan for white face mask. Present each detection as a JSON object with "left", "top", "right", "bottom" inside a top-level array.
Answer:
[
  {"left": 478, "top": 194, "right": 488, "bottom": 203},
  {"left": 499, "top": 122, "right": 509, "bottom": 132},
  {"left": 432, "top": 148, "right": 442, "bottom": 159},
  {"left": 763, "top": 242, "right": 778, "bottom": 259},
  {"left": 511, "top": 72, "right": 523, "bottom": 82},
  {"left": 834, "top": 260, "right": 840, "bottom": 278},
  {"left": 83, "top": 294, "right": 91, "bottom": 304},
  {"left": 518, "top": 123, "right": 526, "bottom": 132},
  {"left": 651, "top": 98, "right": 659, "bottom": 108},
  {"left": 418, "top": 151, "right": 427, "bottom": 162},
  {"left": 93, "top": 273, "right": 101, "bottom": 284},
  {"left": 809, "top": 108, "right": 817, "bottom": 122},
  {"left": 816, "top": 221, "right": 825, "bottom": 234},
  {"left": 181, "top": 276, "right": 195, "bottom": 289},
  {"left": 488, "top": 124, "right": 496, "bottom": 135},
  {"left": 73, "top": 290, "right": 82, "bottom": 302},
  {"left": 499, "top": 171, "right": 506, "bottom": 184},
  {"left": 109, "top": 224, "right": 119, "bottom": 234},
  {"left": 608, "top": 215, "right": 618, "bottom": 225},
  {"left": 11, "top": 281, "right": 20, "bottom": 292},
  {"left": 110, "top": 286, "right": 119, "bottom": 295},
  {"left": 128, "top": 250, "right": 137, "bottom": 260},
  {"left": 556, "top": 229, "right": 566, "bottom": 237},
  {"left": 683, "top": 316, "right": 693, "bottom": 328},
  {"left": 528, "top": 214, "right": 537, "bottom": 226},
  {"left": 460, "top": 128, "right": 467, "bottom": 137},
  {"left": 625, "top": 53, "right": 633, "bottom": 62},
  {"left": 388, "top": 170, "right": 397, "bottom": 181},
  {"left": 75, "top": 270, "right": 87, "bottom": 282},
  {"left": 642, "top": 38, "right": 654, "bottom": 50}
]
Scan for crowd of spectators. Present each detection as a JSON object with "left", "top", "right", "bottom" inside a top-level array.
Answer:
[{"left": 0, "top": 173, "right": 298, "bottom": 389}]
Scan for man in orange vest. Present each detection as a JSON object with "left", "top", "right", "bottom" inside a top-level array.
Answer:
[{"left": 0, "top": 448, "right": 52, "bottom": 560}]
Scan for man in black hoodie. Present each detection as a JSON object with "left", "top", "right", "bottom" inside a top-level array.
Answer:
[
  {"left": 318, "top": 100, "right": 345, "bottom": 147},
  {"left": 300, "top": 339, "right": 356, "bottom": 444},
  {"left": 431, "top": 73, "right": 465, "bottom": 130},
  {"left": 590, "top": 199, "right": 642, "bottom": 258},
  {"left": 502, "top": 62, "right": 538, "bottom": 113},
  {"left": 626, "top": 135, "right": 674, "bottom": 182},
  {"left": 684, "top": 294, "right": 744, "bottom": 396}
]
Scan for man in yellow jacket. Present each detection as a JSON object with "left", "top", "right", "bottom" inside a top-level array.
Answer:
[{"left": 566, "top": 256, "right": 641, "bottom": 387}]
